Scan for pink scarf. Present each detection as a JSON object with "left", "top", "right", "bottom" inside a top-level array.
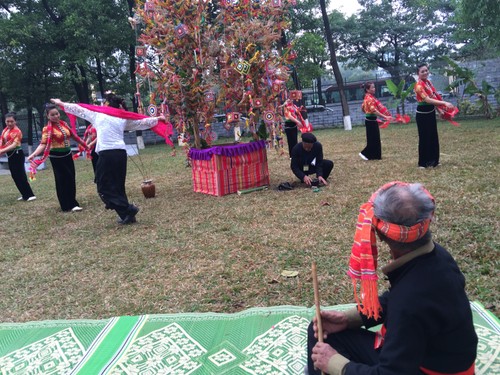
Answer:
[{"left": 63, "top": 103, "right": 174, "bottom": 146}]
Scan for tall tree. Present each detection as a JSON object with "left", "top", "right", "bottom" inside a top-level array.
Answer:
[
  {"left": 452, "top": 0, "right": 500, "bottom": 59},
  {"left": 337, "top": 0, "right": 455, "bottom": 81},
  {"left": 319, "top": 0, "right": 351, "bottom": 129},
  {"left": 293, "top": 33, "right": 328, "bottom": 103}
]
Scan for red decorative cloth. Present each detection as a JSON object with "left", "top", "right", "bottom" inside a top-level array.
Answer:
[
  {"left": 0, "top": 126, "right": 22, "bottom": 149},
  {"left": 30, "top": 120, "right": 86, "bottom": 179},
  {"left": 284, "top": 101, "right": 312, "bottom": 133},
  {"left": 348, "top": 181, "right": 435, "bottom": 319},
  {"left": 414, "top": 80, "right": 460, "bottom": 126},
  {"left": 362, "top": 93, "right": 399, "bottom": 128},
  {"left": 73, "top": 124, "right": 96, "bottom": 160},
  {"left": 63, "top": 103, "right": 174, "bottom": 146}
]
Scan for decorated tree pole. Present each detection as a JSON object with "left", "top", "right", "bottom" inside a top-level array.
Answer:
[{"left": 132, "top": 0, "right": 297, "bottom": 150}]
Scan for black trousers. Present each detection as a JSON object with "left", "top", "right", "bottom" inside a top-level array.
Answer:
[
  {"left": 49, "top": 150, "right": 79, "bottom": 211},
  {"left": 416, "top": 105, "right": 440, "bottom": 168},
  {"left": 284, "top": 120, "right": 298, "bottom": 157},
  {"left": 360, "top": 117, "right": 382, "bottom": 160},
  {"left": 307, "top": 322, "right": 380, "bottom": 374},
  {"left": 303, "top": 160, "right": 334, "bottom": 181},
  {"left": 7, "top": 149, "right": 34, "bottom": 199},
  {"left": 96, "top": 149, "right": 133, "bottom": 219},
  {"left": 90, "top": 148, "right": 98, "bottom": 183}
]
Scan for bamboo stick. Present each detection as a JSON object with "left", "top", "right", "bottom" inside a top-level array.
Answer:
[{"left": 312, "top": 262, "right": 325, "bottom": 375}]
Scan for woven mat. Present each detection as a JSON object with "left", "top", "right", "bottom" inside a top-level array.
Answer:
[{"left": 0, "top": 302, "right": 498, "bottom": 374}]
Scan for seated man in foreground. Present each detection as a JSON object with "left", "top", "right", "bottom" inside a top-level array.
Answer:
[
  {"left": 290, "top": 133, "right": 333, "bottom": 186},
  {"left": 307, "top": 181, "right": 478, "bottom": 375}
]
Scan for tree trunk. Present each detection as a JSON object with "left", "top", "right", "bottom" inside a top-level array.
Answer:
[
  {"left": 26, "top": 95, "right": 33, "bottom": 147},
  {"left": 0, "top": 90, "right": 7, "bottom": 129},
  {"left": 95, "top": 55, "right": 105, "bottom": 101},
  {"left": 281, "top": 30, "right": 307, "bottom": 120},
  {"left": 317, "top": 77, "right": 324, "bottom": 105},
  {"left": 71, "top": 64, "right": 90, "bottom": 104},
  {"left": 319, "top": 0, "right": 351, "bottom": 130},
  {"left": 126, "top": 0, "right": 144, "bottom": 148}
]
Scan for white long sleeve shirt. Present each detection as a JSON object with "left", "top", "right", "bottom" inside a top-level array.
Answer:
[{"left": 63, "top": 103, "right": 159, "bottom": 153}]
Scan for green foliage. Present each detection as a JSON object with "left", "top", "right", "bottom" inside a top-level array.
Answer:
[
  {"left": 385, "top": 79, "right": 415, "bottom": 114},
  {"left": 337, "top": 0, "right": 455, "bottom": 78},
  {"left": 0, "top": 0, "right": 135, "bottom": 117},
  {"left": 293, "top": 33, "right": 328, "bottom": 85},
  {"left": 452, "top": 0, "right": 500, "bottom": 58},
  {"left": 444, "top": 58, "right": 497, "bottom": 118},
  {"left": 257, "top": 121, "right": 269, "bottom": 140}
]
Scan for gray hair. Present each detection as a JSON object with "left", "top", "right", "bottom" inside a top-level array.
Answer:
[
  {"left": 374, "top": 183, "right": 435, "bottom": 250},
  {"left": 373, "top": 183, "right": 435, "bottom": 226}
]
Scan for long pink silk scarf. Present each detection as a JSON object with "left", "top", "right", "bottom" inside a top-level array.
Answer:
[{"left": 63, "top": 103, "right": 174, "bottom": 146}]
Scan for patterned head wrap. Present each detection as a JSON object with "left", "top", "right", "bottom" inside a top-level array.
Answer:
[{"left": 348, "top": 181, "right": 435, "bottom": 319}]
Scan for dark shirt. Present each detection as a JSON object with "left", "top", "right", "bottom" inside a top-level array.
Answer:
[
  {"left": 290, "top": 142, "right": 325, "bottom": 181},
  {"left": 347, "top": 243, "right": 478, "bottom": 375}
]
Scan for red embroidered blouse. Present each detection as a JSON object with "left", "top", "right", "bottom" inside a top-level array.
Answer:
[{"left": 0, "top": 126, "right": 22, "bottom": 149}]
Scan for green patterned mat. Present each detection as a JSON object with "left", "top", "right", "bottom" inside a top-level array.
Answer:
[{"left": 0, "top": 302, "right": 498, "bottom": 374}]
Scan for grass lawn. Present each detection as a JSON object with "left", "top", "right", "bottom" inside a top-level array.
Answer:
[{"left": 0, "top": 118, "right": 498, "bottom": 322}]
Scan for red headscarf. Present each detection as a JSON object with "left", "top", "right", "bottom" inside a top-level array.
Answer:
[{"left": 348, "top": 181, "right": 435, "bottom": 319}]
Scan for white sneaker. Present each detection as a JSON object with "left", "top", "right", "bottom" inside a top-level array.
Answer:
[
  {"left": 27, "top": 196, "right": 37, "bottom": 201},
  {"left": 71, "top": 206, "right": 83, "bottom": 212},
  {"left": 359, "top": 152, "right": 369, "bottom": 161},
  {"left": 17, "top": 197, "right": 23, "bottom": 201}
]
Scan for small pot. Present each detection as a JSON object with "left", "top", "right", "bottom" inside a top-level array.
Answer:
[{"left": 141, "top": 179, "right": 156, "bottom": 198}]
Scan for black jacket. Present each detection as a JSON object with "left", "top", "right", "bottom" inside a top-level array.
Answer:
[
  {"left": 290, "top": 142, "right": 325, "bottom": 181},
  {"left": 346, "top": 243, "right": 478, "bottom": 375}
]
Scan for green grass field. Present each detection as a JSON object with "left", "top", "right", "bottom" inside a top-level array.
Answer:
[{"left": 0, "top": 118, "right": 498, "bottom": 322}]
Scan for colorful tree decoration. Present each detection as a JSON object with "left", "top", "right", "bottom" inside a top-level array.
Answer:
[{"left": 133, "top": 0, "right": 296, "bottom": 149}]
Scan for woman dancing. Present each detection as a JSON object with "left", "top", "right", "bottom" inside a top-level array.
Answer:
[
  {"left": 359, "top": 82, "right": 392, "bottom": 161},
  {"left": 28, "top": 105, "right": 88, "bottom": 212},
  {"left": 0, "top": 112, "right": 36, "bottom": 201},
  {"left": 50, "top": 93, "right": 172, "bottom": 224},
  {"left": 414, "top": 63, "right": 455, "bottom": 168}
]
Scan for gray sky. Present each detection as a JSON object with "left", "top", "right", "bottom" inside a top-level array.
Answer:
[{"left": 330, "top": 0, "right": 360, "bottom": 15}]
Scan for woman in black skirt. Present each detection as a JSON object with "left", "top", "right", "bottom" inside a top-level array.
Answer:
[
  {"left": 28, "top": 105, "right": 88, "bottom": 212},
  {"left": 413, "top": 63, "right": 455, "bottom": 168},
  {"left": 359, "top": 82, "right": 392, "bottom": 160},
  {"left": 0, "top": 112, "right": 36, "bottom": 201}
]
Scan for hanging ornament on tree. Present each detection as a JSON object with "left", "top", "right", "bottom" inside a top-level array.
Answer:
[
  {"left": 175, "top": 23, "right": 189, "bottom": 38},
  {"left": 226, "top": 112, "right": 241, "bottom": 124},
  {"left": 147, "top": 104, "right": 158, "bottom": 116},
  {"left": 263, "top": 110, "right": 276, "bottom": 125},
  {"left": 235, "top": 59, "right": 251, "bottom": 75}
]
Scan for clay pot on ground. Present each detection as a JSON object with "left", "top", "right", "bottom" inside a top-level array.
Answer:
[{"left": 141, "top": 179, "right": 156, "bottom": 198}]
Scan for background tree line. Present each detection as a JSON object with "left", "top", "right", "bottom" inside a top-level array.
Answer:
[{"left": 1, "top": 0, "right": 498, "bottom": 133}]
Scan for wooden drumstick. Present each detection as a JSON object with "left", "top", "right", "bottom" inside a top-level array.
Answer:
[{"left": 312, "top": 262, "right": 325, "bottom": 375}]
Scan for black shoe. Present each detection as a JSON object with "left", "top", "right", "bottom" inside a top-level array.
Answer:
[
  {"left": 118, "top": 216, "right": 137, "bottom": 225},
  {"left": 119, "top": 205, "right": 139, "bottom": 224},
  {"left": 278, "top": 182, "right": 294, "bottom": 191}
]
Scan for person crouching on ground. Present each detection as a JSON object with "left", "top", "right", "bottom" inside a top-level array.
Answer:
[
  {"left": 306, "top": 181, "right": 477, "bottom": 375},
  {"left": 290, "top": 133, "right": 333, "bottom": 187}
]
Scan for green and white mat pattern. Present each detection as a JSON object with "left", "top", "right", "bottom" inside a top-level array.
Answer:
[{"left": 0, "top": 302, "right": 498, "bottom": 374}]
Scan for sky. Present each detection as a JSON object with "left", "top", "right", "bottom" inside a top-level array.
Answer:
[{"left": 329, "top": 0, "right": 361, "bottom": 15}]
